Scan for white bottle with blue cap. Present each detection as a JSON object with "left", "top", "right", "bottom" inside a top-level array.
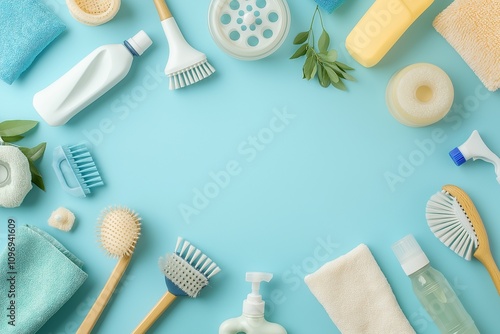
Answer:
[
  {"left": 219, "top": 272, "right": 287, "bottom": 334},
  {"left": 33, "top": 30, "right": 153, "bottom": 126}
]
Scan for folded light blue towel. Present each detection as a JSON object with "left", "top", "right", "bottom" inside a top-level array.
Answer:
[
  {"left": 0, "top": 225, "right": 88, "bottom": 333},
  {"left": 315, "top": 0, "right": 346, "bottom": 13},
  {"left": 0, "top": 0, "right": 66, "bottom": 84}
]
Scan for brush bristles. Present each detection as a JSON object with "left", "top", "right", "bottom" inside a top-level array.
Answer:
[
  {"left": 97, "top": 206, "right": 141, "bottom": 258},
  {"left": 168, "top": 60, "right": 215, "bottom": 90},
  {"left": 159, "top": 237, "right": 220, "bottom": 297},
  {"left": 63, "top": 144, "right": 104, "bottom": 195},
  {"left": 426, "top": 190, "right": 479, "bottom": 260}
]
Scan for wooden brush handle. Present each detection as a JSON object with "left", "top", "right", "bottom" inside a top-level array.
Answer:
[
  {"left": 132, "top": 292, "right": 177, "bottom": 334},
  {"left": 153, "top": 0, "right": 172, "bottom": 21},
  {"left": 77, "top": 255, "right": 132, "bottom": 334},
  {"left": 443, "top": 185, "right": 500, "bottom": 295},
  {"left": 474, "top": 249, "right": 500, "bottom": 295}
]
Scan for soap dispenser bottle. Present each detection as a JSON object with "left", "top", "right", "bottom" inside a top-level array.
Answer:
[{"left": 219, "top": 272, "right": 287, "bottom": 334}]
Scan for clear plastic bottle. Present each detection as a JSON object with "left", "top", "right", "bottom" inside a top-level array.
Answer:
[{"left": 392, "top": 235, "right": 480, "bottom": 334}]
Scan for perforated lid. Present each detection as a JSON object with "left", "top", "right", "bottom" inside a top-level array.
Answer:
[{"left": 208, "top": 0, "right": 291, "bottom": 60}]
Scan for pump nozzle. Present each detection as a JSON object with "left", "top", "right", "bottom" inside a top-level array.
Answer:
[
  {"left": 449, "top": 130, "right": 500, "bottom": 184},
  {"left": 243, "top": 272, "right": 273, "bottom": 316}
]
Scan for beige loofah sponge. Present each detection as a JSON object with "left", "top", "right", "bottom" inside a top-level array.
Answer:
[
  {"left": 66, "top": 0, "right": 121, "bottom": 26},
  {"left": 433, "top": 0, "right": 500, "bottom": 92},
  {"left": 48, "top": 207, "right": 76, "bottom": 231}
]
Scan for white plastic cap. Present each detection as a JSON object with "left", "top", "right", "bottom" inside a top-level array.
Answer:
[
  {"left": 242, "top": 272, "right": 273, "bottom": 316},
  {"left": 392, "top": 235, "right": 429, "bottom": 276},
  {"left": 127, "top": 30, "right": 153, "bottom": 56}
]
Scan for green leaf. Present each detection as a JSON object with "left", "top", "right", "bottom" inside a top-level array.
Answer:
[
  {"left": 331, "top": 78, "right": 347, "bottom": 91},
  {"left": 325, "top": 61, "right": 342, "bottom": 72},
  {"left": 28, "top": 160, "right": 45, "bottom": 191},
  {"left": 293, "top": 31, "right": 309, "bottom": 45},
  {"left": 310, "top": 62, "right": 318, "bottom": 80},
  {"left": 317, "top": 64, "right": 331, "bottom": 88},
  {"left": 318, "top": 52, "right": 337, "bottom": 63},
  {"left": 336, "top": 61, "right": 354, "bottom": 71},
  {"left": 290, "top": 44, "right": 308, "bottom": 59},
  {"left": 1, "top": 135, "right": 24, "bottom": 143},
  {"left": 19, "top": 142, "right": 46, "bottom": 162},
  {"left": 303, "top": 54, "right": 316, "bottom": 80},
  {"left": 0, "top": 120, "right": 38, "bottom": 137},
  {"left": 338, "top": 71, "right": 356, "bottom": 82},
  {"left": 318, "top": 30, "right": 330, "bottom": 53},
  {"left": 324, "top": 65, "right": 340, "bottom": 83}
]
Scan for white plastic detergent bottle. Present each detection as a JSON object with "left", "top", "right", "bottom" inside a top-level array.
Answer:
[
  {"left": 219, "top": 272, "right": 287, "bottom": 334},
  {"left": 33, "top": 30, "right": 153, "bottom": 126}
]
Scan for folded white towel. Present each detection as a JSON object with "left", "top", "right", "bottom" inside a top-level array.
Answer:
[{"left": 305, "top": 244, "right": 415, "bottom": 334}]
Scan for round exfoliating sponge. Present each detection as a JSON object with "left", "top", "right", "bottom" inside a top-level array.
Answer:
[
  {"left": 66, "top": 0, "right": 121, "bottom": 26},
  {"left": 386, "top": 63, "right": 454, "bottom": 127},
  {"left": 0, "top": 145, "right": 32, "bottom": 208}
]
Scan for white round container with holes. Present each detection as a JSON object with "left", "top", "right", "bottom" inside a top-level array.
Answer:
[{"left": 208, "top": 0, "right": 291, "bottom": 60}]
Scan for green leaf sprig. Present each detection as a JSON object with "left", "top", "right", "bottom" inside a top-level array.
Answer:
[
  {"left": 0, "top": 120, "right": 46, "bottom": 191},
  {"left": 290, "top": 5, "right": 355, "bottom": 90}
]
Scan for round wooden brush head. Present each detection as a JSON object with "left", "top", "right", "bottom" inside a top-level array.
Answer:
[{"left": 97, "top": 206, "right": 141, "bottom": 258}]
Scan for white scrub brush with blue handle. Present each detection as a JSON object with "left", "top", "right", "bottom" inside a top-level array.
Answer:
[
  {"left": 153, "top": 0, "right": 215, "bottom": 90},
  {"left": 132, "top": 237, "right": 220, "bottom": 333}
]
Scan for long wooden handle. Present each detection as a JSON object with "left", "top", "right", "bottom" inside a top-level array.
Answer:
[
  {"left": 474, "top": 248, "right": 500, "bottom": 295},
  {"left": 132, "top": 292, "right": 177, "bottom": 334},
  {"left": 77, "top": 255, "right": 132, "bottom": 334},
  {"left": 153, "top": 0, "right": 172, "bottom": 21}
]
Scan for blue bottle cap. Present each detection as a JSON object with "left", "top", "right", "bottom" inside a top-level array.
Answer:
[{"left": 449, "top": 147, "right": 466, "bottom": 166}]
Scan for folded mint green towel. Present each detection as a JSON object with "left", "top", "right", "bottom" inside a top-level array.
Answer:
[
  {"left": 0, "top": 225, "right": 88, "bottom": 333},
  {"left": 0, "top": 0, "right": 66, "bottom": 84}
]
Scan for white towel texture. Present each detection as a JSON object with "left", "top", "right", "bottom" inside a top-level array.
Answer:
[
  {"left": 305, "top": 244, "right": 415, "bottom": 334},
  {"left": 433, "top": 0, "right": 500, "bottom": 92}
]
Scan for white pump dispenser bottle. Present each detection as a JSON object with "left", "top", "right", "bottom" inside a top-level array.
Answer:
[{"left": 219, "top": 272, "right": 287, "bottom": 334}]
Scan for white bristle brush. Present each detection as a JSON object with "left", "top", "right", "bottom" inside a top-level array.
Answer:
[
  {"left": 426, "top": 184, "right": 500, "bottom": 294},
  {"left": 153, "top": 0, "right": 215, "bottom": 90},
  {"left": 77, "top": 206, "right": 141, "bottom": 333},
  {"left": 132, "top": 237, "right": 220, "bottom": 333}
]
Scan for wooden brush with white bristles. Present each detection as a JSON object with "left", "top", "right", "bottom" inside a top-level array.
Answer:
[
  {"left": 132, "top": 237, "right": 220, "bottom": 334},
  {"left": 426, "top": 184, "right": 500, "bottom": 294},
  {"left": 77, "top": 206, "right": 141, "bottom": 334},
  {"left": 153, "top": 0, "right": 215, "bottom": 90}
]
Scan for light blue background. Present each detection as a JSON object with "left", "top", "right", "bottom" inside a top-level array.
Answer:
[{"left": 1, "top": 0, "right": 499, "bottom": 333}]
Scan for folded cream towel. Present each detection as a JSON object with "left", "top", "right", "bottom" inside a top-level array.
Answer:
[
  {"left": 433, "top": 0, "right": 500, "bottom": 92},
  {"left": 305, "top": 244, "right": 415, "bottom": 334}
]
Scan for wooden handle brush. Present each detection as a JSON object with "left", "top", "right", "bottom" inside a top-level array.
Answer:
[
  {"left": 132, "top": 237, "right": 221, "bottom": 334},
  {"left": 77, "top": 207, "right": 142, "bottom": 333},
  {"left": 426, "top": 184, "right": 500, "bottom": 294}
]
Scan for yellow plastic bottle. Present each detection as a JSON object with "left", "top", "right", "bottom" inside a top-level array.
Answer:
[{"left": 345, "top": 0, "right": 434, "bottom": 67}]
